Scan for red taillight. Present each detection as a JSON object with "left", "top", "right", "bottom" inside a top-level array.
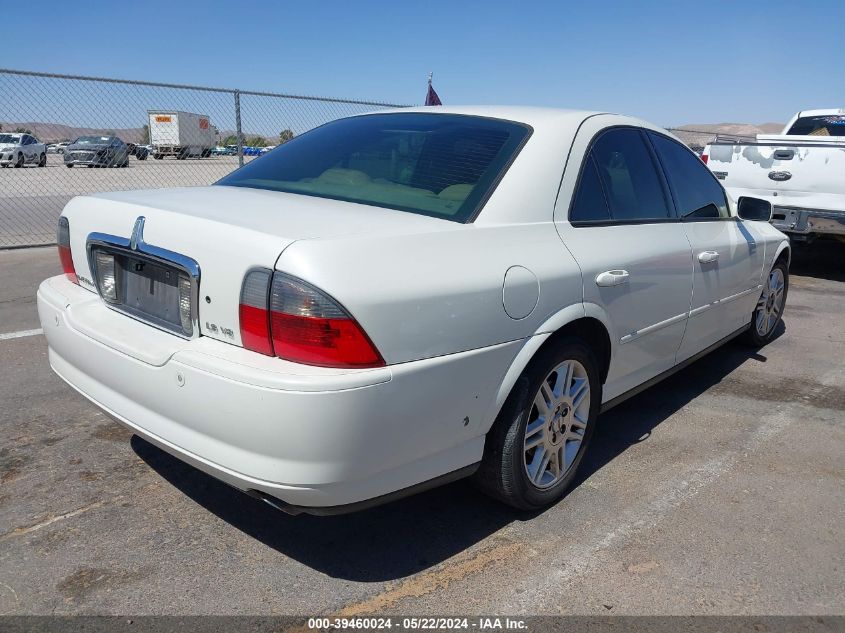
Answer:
[
  {"left": 57, "top": 217, "right": 78, "bottom": 284},
  {"left": 239, "top": 269, "right": 273, "bottom": 355},
  {"left": 238, "top": 271, "right": 382, "bottom": 368},
  {"left": 700, "top": 153, "right": 709, "bottom": 164},
  {"left": 270, "top": 311, "right": 385, "bottom": 368}
]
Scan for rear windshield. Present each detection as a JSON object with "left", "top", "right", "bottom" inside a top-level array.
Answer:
[
  {"left": 216, "top": 113, "right": 531, "bottom": 222},
  {"left": 786, "top": 115, "right": 845, "bottom": 137}
]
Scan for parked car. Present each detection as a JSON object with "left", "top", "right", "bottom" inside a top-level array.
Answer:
[
  {"left": 259, "top": 145, "right": 276, "bottom": 155},
  {"left": 0, "top": 132, "right": 47, "bottom": 167},
  {"left": 702, "top": 108, "right": 845, "bottom": 243},
  {"left": 38, "top": 107, "right": 789, "bottom": 515},
  {"left": 211, "top": 146, "right": 228, "bottom": 156},
  {"left": 64, "top": 136, "right": 130, "bottom": 168},
  {"left": 126, "top": 142, "right": 149, "bottom": 161}
]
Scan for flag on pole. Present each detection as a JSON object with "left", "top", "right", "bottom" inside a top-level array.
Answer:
[{"left": 425, "top": 72, "right": 442, "bottom": 106}]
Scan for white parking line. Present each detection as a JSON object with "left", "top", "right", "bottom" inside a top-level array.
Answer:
[{"left": 0, "top": 328, "right": 43, "bottom": 341}]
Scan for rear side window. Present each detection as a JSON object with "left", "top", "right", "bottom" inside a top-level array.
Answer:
[
  {"left": 572, "top": 128, "right": 671, "bottom": 223},
  {"left": 570, "top": 156, "right": 610, "bottom": 222},
  {"left": 786, "top": 114, "right": 845, "bottom": 137},
  {"left": 649, "top": 133, "right": 729, "bottom": 219},
  {"left": 217, "top": 113, "right": 531, "bottom": 223}
]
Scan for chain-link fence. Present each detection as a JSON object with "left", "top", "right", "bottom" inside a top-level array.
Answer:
[
  {"left": 0, "top": 69, "right": 408, "bottom": 248},
  {"left": 664, "top": 127, "right": 761, "bottom": 153},
  {"left": 1, "top": 68, "right": 770, "bottom": 248}
]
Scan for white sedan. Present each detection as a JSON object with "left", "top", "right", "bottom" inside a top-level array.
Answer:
[{"left": 37, "top": 106, "right": 789, "bottom": 514}]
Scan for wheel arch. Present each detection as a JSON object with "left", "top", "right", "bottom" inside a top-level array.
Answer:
[
  {"left": 481, "top": 303, "right": 615, "bottom": 435},
  {"left": 772, "top": 239, "right": 791, "bottom": 268}
]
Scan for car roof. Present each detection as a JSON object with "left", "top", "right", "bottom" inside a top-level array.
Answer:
[{"left": 360, "top": 105, "right": 606, "bottom": 128}]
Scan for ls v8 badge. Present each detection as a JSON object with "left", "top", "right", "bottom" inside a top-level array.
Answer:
[
  {"left": 768, "top": 170, "right": 792, "bottom": 182},
  {"left": 205, "top": 321, "right": 235, "bottom": 339}
]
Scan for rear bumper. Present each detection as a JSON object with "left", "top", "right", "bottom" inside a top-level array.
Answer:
[
  {"left": 37, "top": 275, "right": 512, "bottom": 510},
  {"left": 771, "top": 207, "right": 845, "bottom": 238}
]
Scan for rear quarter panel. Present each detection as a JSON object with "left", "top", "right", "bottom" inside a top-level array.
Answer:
[{"left": 275, "top": 222, "right": 584, "bottom": 366}]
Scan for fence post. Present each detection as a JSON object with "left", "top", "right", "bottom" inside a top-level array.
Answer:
[{"left": 234, "top": 89, "right": 244, "bottom": 167}]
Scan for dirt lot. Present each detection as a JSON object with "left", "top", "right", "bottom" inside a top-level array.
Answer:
[{"left": 0, "top": 242, "right": 843, "bottom": 616}]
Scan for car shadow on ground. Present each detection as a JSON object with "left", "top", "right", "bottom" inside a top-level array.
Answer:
[
  {"left": 133, "top": 324, "right": 783, "bottom": 583},
  {"left": 790, "top": 239, "right": 845, "bottom": 283}
]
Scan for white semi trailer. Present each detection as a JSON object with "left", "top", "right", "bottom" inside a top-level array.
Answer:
[{"left": 148, "top": 110, "right": 217, "bottom": 159}]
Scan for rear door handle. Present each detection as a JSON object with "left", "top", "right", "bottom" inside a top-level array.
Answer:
[
  {"left": 698, "top": 250, "right": 720, "bottom": 264},
  {"left": 595, "top": 270, "right": 630, "bottom": 287}
]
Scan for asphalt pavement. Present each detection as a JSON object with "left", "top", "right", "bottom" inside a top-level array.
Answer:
[{"left": 0, "top": 242, "right": 842, "bottom": 615}]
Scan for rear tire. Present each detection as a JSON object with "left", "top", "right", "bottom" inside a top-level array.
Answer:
[
  {"left": 474, "top": 336, "right": 601, "bottom": 510},
  {"left": 38, "top": 153, "right": 46, "bottom": 167},
  {"left": 743, "top": 259, "right": 788, "bottom": 347},
  {"left": 66, "top": 164, "right": 73, "bottom": 168},
  {"left": 14, "top": 153, "right": 24, "bottom": 168}
]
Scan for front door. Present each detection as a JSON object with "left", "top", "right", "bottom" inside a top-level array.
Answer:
[{"left": 647, "top": 132, "right": 766, "bottom": 361}]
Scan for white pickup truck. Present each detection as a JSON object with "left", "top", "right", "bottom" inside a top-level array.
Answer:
[{"left": 703, "top": 109, "right": 845, "bottom": 242}]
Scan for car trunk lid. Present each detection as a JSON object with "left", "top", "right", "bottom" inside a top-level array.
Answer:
[{"left": 62, "top": 185, "right": 455, "bottom": 355}]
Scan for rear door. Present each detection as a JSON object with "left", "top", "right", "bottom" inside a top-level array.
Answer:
[
  {"left": 555, "top": 120, "right": 693, "bottom": 402},
  {"left": 648, "top": 131, "right": 766, "bottom": 361}
]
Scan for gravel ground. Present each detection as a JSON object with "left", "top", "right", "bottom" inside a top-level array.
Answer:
[{"left": 0, "top": 242, "right": 842, "bottom": 616}]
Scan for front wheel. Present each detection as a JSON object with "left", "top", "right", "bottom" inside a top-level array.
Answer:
[
  {"left": 743, "top": 260, "right": 788, "bottom": 346},
  {"left": 474, "top": 336, "right": 601, "bottom": 510}
]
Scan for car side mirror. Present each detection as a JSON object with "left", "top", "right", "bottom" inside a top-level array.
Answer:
[{"left": 737, "top": 197, "right": 772, "bottom": 222}]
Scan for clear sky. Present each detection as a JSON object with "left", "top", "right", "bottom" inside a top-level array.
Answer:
[{"left": 4, "top": 0, "right": 842, "bottom": 126}]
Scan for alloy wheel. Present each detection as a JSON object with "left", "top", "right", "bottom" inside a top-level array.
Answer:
[
  {"left": 523, "top": 359, "right": 590, "bottom": 489},
  {"left": 755, "top": 268, "right": 785, "bottom": 336}
]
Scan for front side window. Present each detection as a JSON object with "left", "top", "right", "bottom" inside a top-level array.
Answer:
[
  {"left": 649, "top": 133, "right": 729, "bottom": 219},
  {"left": 216, "top": 113, "right": 531, "bottom": 223},
  {"left": 579, "top": 128, "right": 672, "bottom": 222}
]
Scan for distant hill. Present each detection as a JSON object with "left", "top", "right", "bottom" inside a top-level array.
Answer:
[{"left": 1, "top": 122, "right": 145, "bottom": 144}]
